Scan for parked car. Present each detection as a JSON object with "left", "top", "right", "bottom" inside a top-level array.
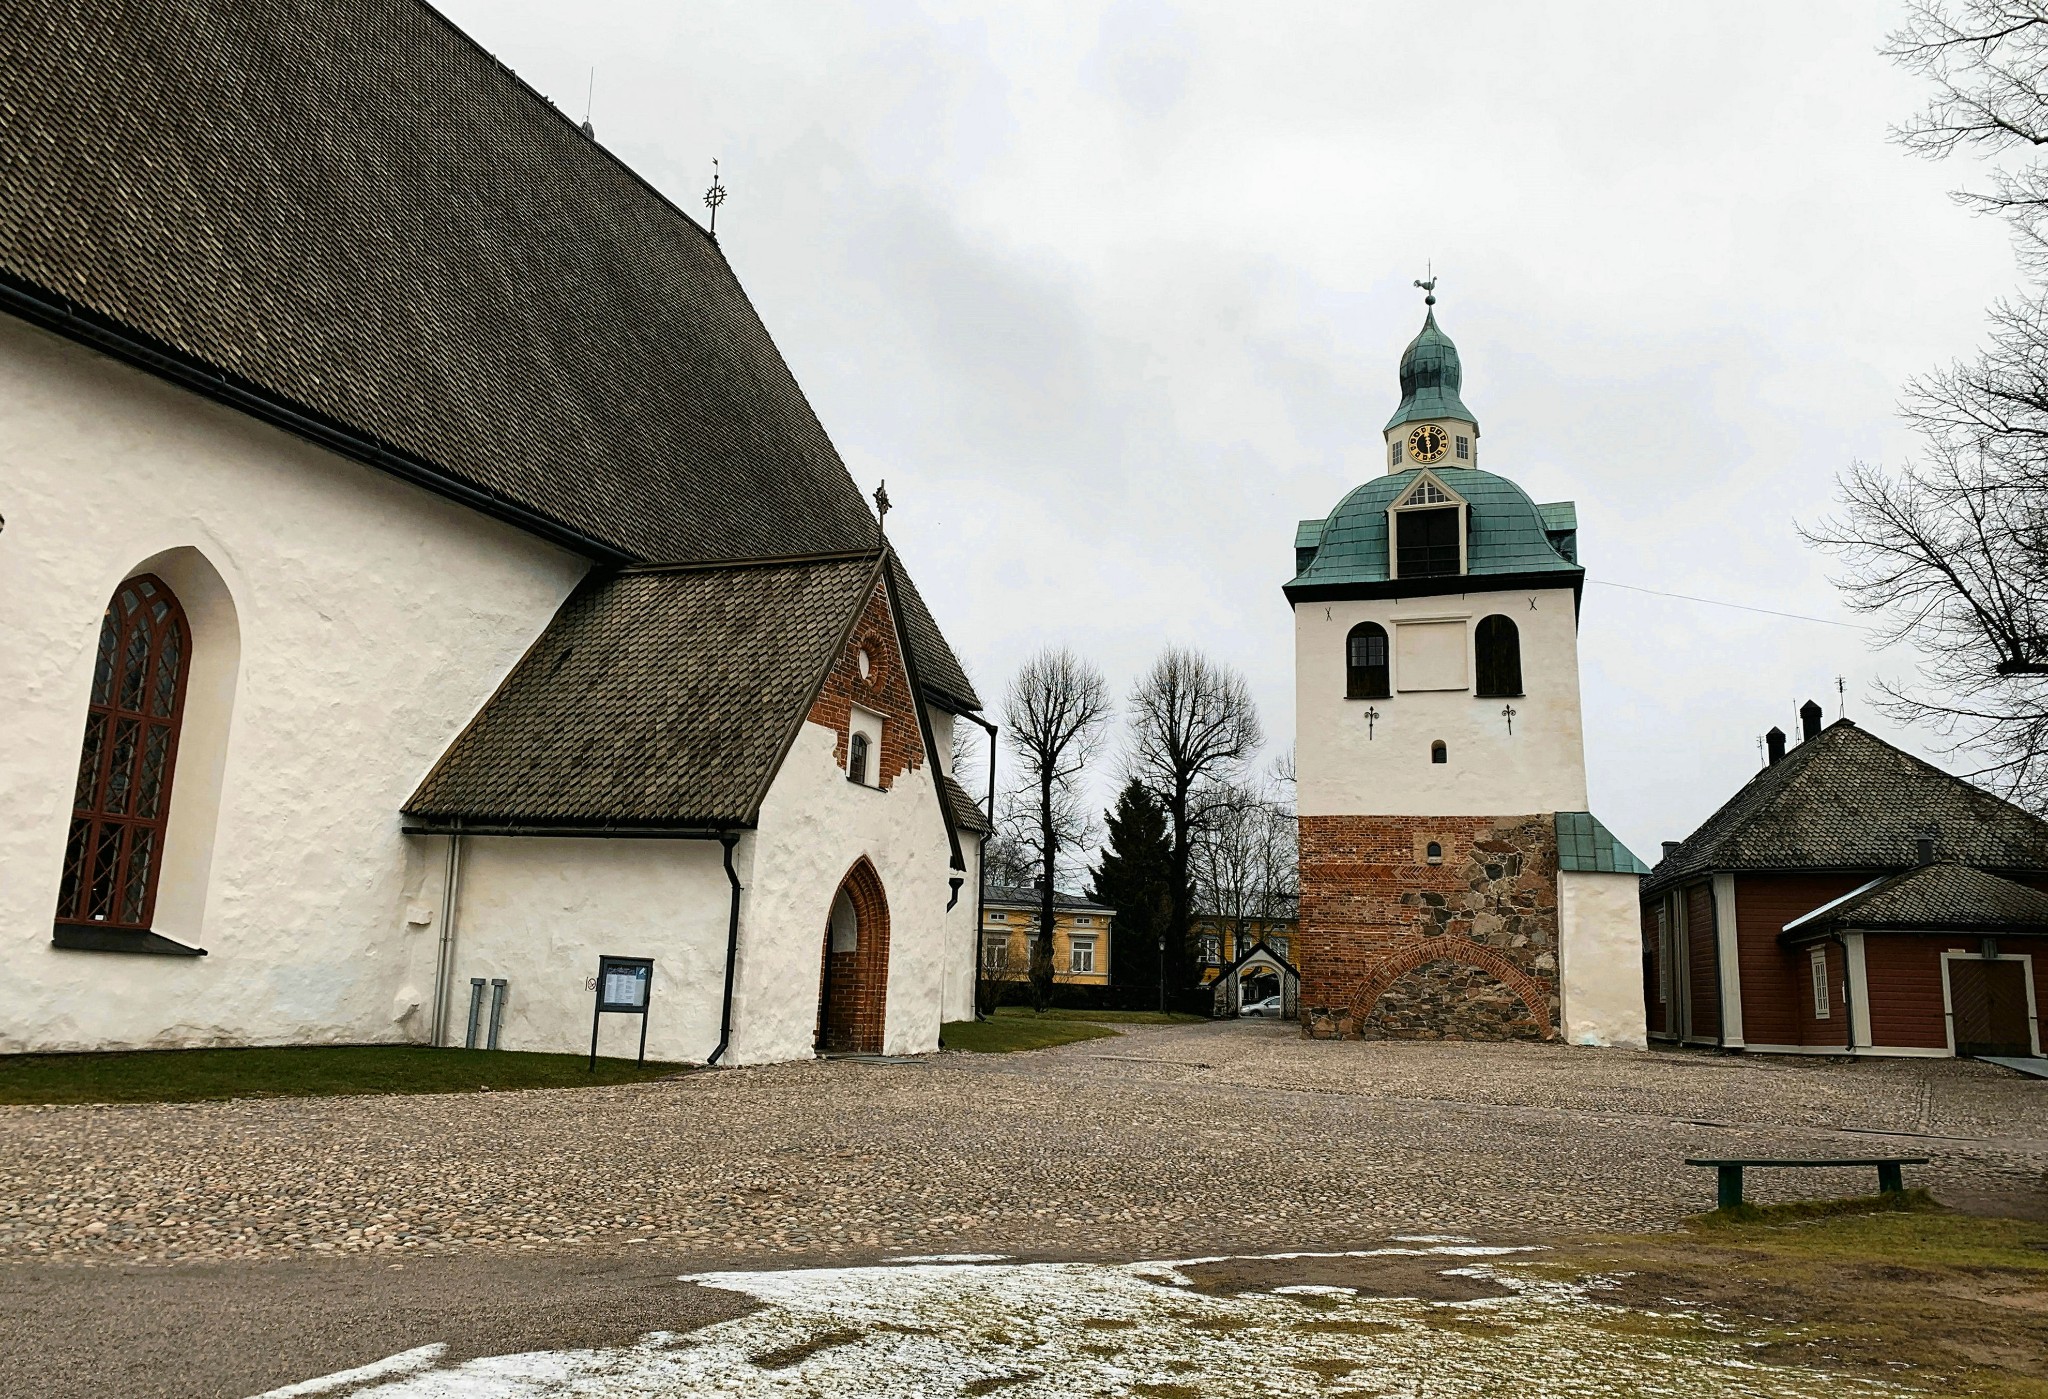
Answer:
[{"left": 1239, "top": 995, "right": 1283, "bottom": 1018}]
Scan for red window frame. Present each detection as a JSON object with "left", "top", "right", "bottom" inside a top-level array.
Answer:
[{"left": 55, "top": 574, "right": 192, "bottom": 932}]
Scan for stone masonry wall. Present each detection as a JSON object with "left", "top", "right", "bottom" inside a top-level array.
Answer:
[{"left": 1297, "top": 814, "right": 1560, "bottom": 1039}]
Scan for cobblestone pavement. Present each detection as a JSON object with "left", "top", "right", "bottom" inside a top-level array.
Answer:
[{"left": 3, "top": 1022, "right": 2045, "bottom": 1269}]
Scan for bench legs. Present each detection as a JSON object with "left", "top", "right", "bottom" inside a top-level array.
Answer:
[
  {"left": 1717, "top": 1164, "right": 1745, "bottom": 1210},
  {"left": 1877, "top": 1162, "right": 1904, "bottom": 1195}
]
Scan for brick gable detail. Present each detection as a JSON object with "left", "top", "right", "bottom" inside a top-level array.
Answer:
[
  {"left": 1297, "top": 813, "right": 1561, "bottom": 1039},
  {"left": 807, "top": 581, "right": 925, "bottom": 789}
]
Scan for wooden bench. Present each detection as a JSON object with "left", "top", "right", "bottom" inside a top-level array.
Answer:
[{"left": 1684, "top": 1156, "right": 1930, "bottom": 1211}]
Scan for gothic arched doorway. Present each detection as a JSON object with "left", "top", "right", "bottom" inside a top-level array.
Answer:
[{"left": 816, "top": 858, "right": 891, "bottom": 1054}]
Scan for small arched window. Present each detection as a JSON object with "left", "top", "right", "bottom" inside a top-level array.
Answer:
[
  {"left": 1345, "top": 622, "right": 1390, "bottom": 700},
  {"left": 1425, "top": 841, "right": 1443, "bottom": 864},
  {"left": 1431, "top": 740, "right": 1448, "bottom": 764},
  {"left": 57, "top": 575, "right": 191, "bottom": 931},
  {"left": 847, "top": 731, "right": 870, "bottom": 785},
  {"left": 1475, "top": 615, "right": 1522, "bottom": 697}
]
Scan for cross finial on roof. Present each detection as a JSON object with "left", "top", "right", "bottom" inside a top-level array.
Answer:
[
  {"left": 1413, "top": 263, "right": 1436, "bottom": 306},
  {"left": 703, "top": 158, "right": 727, "bottom": 238},
  {"left": 873, "top": 479, "right": 891, "bottom": 535}
]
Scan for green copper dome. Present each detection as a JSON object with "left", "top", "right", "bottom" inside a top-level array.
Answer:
[
  {"left": 1288, "top": 467, "right": 1578, "bottom": 591},
  {"left": 1384, "top": 307, "right": 1478, "bottom": 434}
]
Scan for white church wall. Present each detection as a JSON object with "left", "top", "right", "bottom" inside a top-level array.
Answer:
[
  {"left": 1556, "top": 869, "right": 1649, "bottom": 1049},
  {"left": 940, "top": 834, "right": 983, "bottom": 1025},
  {"left": 732, "top": 721, "right": 955, "bottom": 1064},
  {"left": 437, "top": 834, "right": 741, "bottom": 1062},
  {"left": 1294, "top": 586, "right": 1590, "bottom": 817},
  {"left": 0, "top": 315, "right": 588, "bottom": 1052}
]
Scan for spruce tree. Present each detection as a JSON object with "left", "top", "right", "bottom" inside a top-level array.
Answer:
[{"left": 1089, "top": 781, "right": 1181, "bottom": 1011}]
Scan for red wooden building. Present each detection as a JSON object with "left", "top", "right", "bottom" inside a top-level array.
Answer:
[{"left": 1642, "top": 707, "right": 2048, "bottom": 1059}]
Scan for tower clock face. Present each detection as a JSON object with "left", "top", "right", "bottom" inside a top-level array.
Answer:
[{"left": 1406, "top": 423, "right": 1448, "bottom": 464}]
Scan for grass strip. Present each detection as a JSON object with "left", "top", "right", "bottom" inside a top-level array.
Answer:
[
  {"left": 0, "top": 1045, "right": 684, "bottom": 1105},
  {"left": 940, "top": 1018, "right": 1120, "bottom": 1053}
]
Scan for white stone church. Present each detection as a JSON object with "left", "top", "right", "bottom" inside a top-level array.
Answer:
[{"left": 0, "top": 0, "right": 989, "bottom": 1063}]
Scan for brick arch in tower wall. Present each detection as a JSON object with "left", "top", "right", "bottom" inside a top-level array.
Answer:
[{"left": 1297, "top": 812, "right": 1562, "bottom": 1039}]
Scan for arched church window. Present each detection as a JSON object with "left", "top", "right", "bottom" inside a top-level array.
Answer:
[
  {"left": 57, "top": 575, "right": 191, "bottom": 931},
  {"left": 1345, "top": 622, "right": 1389, "bottom": 699},
  {"left": 1431, "top": 740, "right": 1447, "bottom": 764},
  {"left": 1425, "top": 841, "right": 1443, "bottom": 864},
  {"left": 1475, "top": 615, "right": 1523, "bottom": 697},
  {"left": 847, "top": 731, "right": 870, "bottom": 785}
]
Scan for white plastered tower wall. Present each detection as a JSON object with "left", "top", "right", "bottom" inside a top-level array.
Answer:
[
  {"left": 1294, "top": 585, "right": 1590, "bottom": 818},
  {"left": 1556, "top": 869, "right": 1648, "bottom": 1049},
  {"left": 0, "top": 315, "right": 588, "bottom": 1052}
]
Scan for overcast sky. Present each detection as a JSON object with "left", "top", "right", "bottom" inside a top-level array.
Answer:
[{"left": 445, "top": 0, "right": 2018, "bottom": 860}]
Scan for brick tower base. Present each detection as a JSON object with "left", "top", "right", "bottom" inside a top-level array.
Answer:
[{"left": 1296, "top": 813, "right": 1560, "bottom": 1039}]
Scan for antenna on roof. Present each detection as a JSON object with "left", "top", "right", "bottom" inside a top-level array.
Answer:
[
  {"left": 1835, "top": 674, "right": 1847, "bottom": 718},
  {"left": 704, "top": 158, "right": 727, "bottom": 239},
  {"left": 580, "top": 68, "right": 596, "bottom": 138}
]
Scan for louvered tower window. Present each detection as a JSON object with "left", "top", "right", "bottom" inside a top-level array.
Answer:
[
  {"left": 1345, "top": 622, "right": 1390, "bottom": 699},
  {"left": 57, "top": 576, "right": 191, "bottom": 931},
  {"left": 1474, "top": 615, "right": 1523, "bottom": 697}
]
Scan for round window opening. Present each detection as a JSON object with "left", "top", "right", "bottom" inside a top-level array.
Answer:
[{"left": 857, "top": 648, "right": 872, "bottom": 681}]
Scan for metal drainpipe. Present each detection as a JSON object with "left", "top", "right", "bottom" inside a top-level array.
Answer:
[
  {"left": 430, "top": 827, "right": 465, "bottom": 1048},
  {"left": 964, "top": 712, "right": 999, "bottom": 1020},
  {"left": 1831, "top": 932, "right": 1856, "bottom": 1054},
  {"left": 707, "top": 834, "right": 743, "bottom": 1065}
]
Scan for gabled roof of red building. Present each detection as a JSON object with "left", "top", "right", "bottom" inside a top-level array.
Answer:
[{"left": 1646, "top": 720, "right": 2048, "bottom": 893}]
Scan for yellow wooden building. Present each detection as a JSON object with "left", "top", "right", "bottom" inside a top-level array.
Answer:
[{"left": 981, "top": 884, "right": 1113, "bottom": 988}]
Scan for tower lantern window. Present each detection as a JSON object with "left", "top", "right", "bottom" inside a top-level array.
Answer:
[
  {"left": 1455, "top": 435, "right": 1469, "bottom": 461},
  {"left": 1395, "top": 506, "right": 1460, "bottom": 577}
]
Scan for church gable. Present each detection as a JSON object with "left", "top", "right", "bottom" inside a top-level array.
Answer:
[{"left": 807, "top": 580, "right": 927, "bottom": 792}]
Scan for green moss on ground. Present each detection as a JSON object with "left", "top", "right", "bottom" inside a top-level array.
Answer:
[
  {"left": 0, "top": 1045, "right": 684, "bottom": 1105},
  {"left": 939, "top": 1017, "right": 1119, "bottom": 1053}
]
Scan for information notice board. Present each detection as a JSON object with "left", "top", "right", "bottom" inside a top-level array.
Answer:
[{"left": 590, "top": 955, "right": 654, "bottom": 1068}]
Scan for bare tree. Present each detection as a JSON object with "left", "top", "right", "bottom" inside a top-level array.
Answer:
[
  {"left": 1190, "top": 777, "right": 1297, "bottom": 959},
  {"left": 1124, "top": 646, "right": 1265, "bottom": 1001},
  {"left": 1800, "top": 3, "right": 2048, "bottom": 810},
  {"left": 1001, "top": 647, "right": 1113, "bottom": 1011}
]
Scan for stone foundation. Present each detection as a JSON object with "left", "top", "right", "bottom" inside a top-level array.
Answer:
[{"left": 1297, "top": 813, "right": 1560, "bottom": 1039}]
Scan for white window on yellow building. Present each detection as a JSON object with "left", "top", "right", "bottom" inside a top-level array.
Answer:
[
  {"left": 1070, "top": 936, "right": 1096, "bottom": 974},
  {"left": 1197, "top": 934, "right": 1221, "bottom": 965},
  {"left": 983, "top": 937, "right": 1009, "bottom": 971}
]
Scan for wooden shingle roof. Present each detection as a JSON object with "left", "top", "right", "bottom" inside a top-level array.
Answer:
[
  {"left": 405, "top": 555, "right": 880, "bottom": 829},
  {"left": 1781, "top": 863, "right": 2048, "bottom": 940},
  {"left": 1, "top": 0, "right": 979, "bottom": 710},
  {"left": 1646, "top": 721, "right": 2048, "bottom": 893}
]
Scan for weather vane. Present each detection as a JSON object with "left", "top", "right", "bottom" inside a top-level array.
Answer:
[
  {"left": 704, "top": 158, "right": 727, "bottom": 237},
  {"left": 1414, "top": 262, "right": 1436, "bottom": 306}
]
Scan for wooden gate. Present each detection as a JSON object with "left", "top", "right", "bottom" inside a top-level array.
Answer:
[{"left": 1949, "top": 958, "right": 2032, "bottom": 1057}]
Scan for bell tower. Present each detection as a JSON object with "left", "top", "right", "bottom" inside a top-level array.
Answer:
[{"left": 1285, "top": 285, "right": 1648, "bottom": 1048}]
